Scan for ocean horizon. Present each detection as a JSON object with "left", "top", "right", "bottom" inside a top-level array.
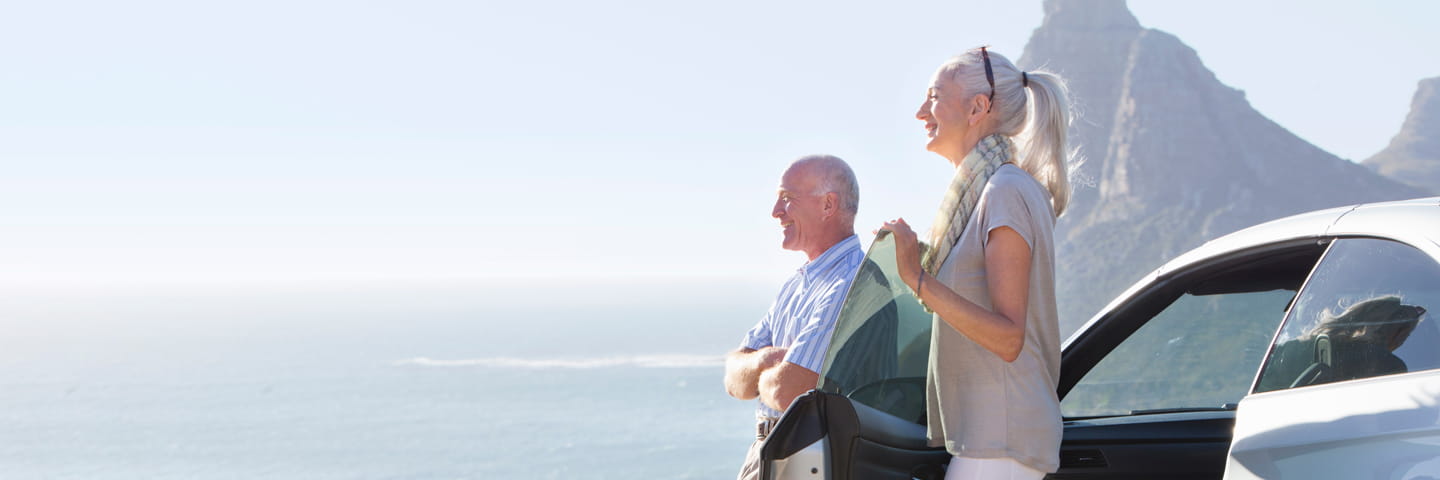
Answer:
[{"left": 0, "top": 279, "right": 778, "bottom": 479}]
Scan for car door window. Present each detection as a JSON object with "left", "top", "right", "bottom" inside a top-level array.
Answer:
[
  {"left": 1254, "top": 238, "right": 1440, "bottom": 392},
  {"left": 1057, "top": 243, "right": 1327, "bottom": 418},
  {"left": 817, "top": 233, "right": 932, "bottom": 424},
  {"left": 1061, "top": 289, "right": 1293, "bottom": 418}
]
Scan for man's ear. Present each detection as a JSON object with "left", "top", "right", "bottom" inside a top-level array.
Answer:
[{"left": 822, "top": 192, "right": 838, "bottom": 219}]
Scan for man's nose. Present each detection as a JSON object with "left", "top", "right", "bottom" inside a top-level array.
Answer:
[{"left": 771, "top": 199, "right": 784, "bottom": 218}]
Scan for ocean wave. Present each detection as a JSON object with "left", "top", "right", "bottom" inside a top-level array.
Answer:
[{"left": 395, "top": 355, "right": 724, "bottom": 369}]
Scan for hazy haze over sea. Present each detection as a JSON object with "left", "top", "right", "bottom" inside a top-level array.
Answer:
[{"left": 0, "top": 279, "right": 775, "bottom": 478}]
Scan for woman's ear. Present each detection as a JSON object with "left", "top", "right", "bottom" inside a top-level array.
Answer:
[{"left": 969, "top": 94, "right": 990, "bottom": 126}]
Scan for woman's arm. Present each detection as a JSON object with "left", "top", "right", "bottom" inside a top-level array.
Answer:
[{"left": 882, "top": 219, "right": 1031, "bottom": 362}]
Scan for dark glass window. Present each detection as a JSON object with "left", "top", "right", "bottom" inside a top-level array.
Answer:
[
  {"left": 1255, "top": 238, "right": 1440, "bottom": 393},
  {"left": 1059, "top": 244, "right": 1325, "bottom": 418},
  {"left": 817, "top": 233, "right": 932, "bottom": 424},
  {"left": 1061, "top": 290, "right": 1292, "bottom": 418}
]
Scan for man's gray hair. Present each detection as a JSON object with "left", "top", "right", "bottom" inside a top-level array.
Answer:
[{"left": 795, "top": 154, "right": 860, "bottom": 219}]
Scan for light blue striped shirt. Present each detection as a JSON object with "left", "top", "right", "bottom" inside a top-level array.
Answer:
[{"left": 741, "top": 234, "right": 864, "bottom": 419}]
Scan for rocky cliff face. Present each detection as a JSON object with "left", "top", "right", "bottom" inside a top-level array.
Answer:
[
  {"left": 1019, "top": 0, "right": 1428, "bottom": 333},
  {"left": 1364, "top": 77, "right": 1440, "bottom": 194}
]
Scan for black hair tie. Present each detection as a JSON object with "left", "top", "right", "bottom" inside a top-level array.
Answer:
[{"left": 1022, "top": 71, "right": 1029, "bottom": 88}]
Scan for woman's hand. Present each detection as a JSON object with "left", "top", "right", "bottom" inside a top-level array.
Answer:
[
  {"left": 879, "top": 218, "right": 923, "bottom": 292},
  {"left": 879, "top": 219, "right": 1033, "bottom": 363}
]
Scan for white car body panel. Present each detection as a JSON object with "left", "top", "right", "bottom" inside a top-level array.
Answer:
[
  {"left": 1224, "top": 370, "right": 1440, "bottom": 479},
  {"left": 768, "top": 438, "right": 825, "bottom": 480},
  {"left": 1328, "top": 198, "right": 1440, "bottom": 258}
]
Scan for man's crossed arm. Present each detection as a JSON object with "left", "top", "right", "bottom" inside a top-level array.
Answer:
[{"left": 724, "top": 347, "right": 820, "bottom": 412}]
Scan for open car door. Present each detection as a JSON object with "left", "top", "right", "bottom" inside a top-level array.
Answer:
[{"left": 759, "top": 232, "right": 949, "bottom": 480}]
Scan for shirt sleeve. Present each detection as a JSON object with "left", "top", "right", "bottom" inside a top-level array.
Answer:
[
  {"left": 740, "top": 306, "right": 775, "bottom": 351},
  {"left": 979, "top": 173, "right": 1038, "bottom": 250}
]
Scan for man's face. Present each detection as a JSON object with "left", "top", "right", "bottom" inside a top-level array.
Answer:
[{"left": 771, "top": 165, "right": 827, "bottom": 255}]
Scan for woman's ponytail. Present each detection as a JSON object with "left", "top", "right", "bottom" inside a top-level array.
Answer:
[{"left": 1013, "top": 70, "right": 1075, "bottom": 217}]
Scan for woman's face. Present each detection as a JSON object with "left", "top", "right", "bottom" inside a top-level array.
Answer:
[{"left": 915, "top": 66, "right": 974, "bottom": 162}]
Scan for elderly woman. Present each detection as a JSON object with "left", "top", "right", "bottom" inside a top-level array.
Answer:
[{"left": 881, "top": 46, "right": 1075, "bottom": 479}]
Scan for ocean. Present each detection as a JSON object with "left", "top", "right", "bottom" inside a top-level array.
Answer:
[{"left": 0, "top": 279, "right": 776, "bottom": 479}]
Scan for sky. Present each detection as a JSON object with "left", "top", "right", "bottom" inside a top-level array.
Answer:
[{"left": 2, "top": 0, "right": 1437, "bottom": 294}]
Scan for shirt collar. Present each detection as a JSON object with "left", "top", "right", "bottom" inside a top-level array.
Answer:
[{"left": 799, "top": 234, "right": 861, "bottom": 281}]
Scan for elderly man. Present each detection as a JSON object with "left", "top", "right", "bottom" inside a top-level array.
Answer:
[{"left": 724, "top": 154, "right": 863, "bottom": 480}]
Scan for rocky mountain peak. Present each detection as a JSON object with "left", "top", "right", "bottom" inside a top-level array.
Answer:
[
  {"left": 1041, "top": 0, "right": 1140, "bottom": 31},
  {"left": 1023, "top": 0, "right": 1428, "bottom": 332},
  {"left": 1365, "top": 77, "right": 1440, "bottom": 193}
]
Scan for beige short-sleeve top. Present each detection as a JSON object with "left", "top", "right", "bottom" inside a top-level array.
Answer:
[{"left": 924, "top": 164, "right": 1062, "bottom": 473}]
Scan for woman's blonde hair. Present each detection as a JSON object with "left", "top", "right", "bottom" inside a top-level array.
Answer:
[{"left": 938, "top": 47, "right": 1078, "bottom": 217}]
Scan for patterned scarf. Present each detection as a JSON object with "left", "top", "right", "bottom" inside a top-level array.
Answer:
[{"left": 921, "top": 134, "right": 1015, "bottom": 276}]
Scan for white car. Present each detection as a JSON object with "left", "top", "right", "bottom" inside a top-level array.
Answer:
[{"left": 760, "top": 197, "right": 1440, "bottom": 480}]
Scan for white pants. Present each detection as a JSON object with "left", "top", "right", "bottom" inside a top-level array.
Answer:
[{"left": 945, "top": 456, "right": 1046, "bottom": 480}]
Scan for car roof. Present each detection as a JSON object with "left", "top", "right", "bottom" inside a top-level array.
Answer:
[
  {"left": 1070, "top": 196, "right": 1440, "bottom": 341},
  {"left": 1328, "top": 196, "right": 1440, "bottom": 249}
]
